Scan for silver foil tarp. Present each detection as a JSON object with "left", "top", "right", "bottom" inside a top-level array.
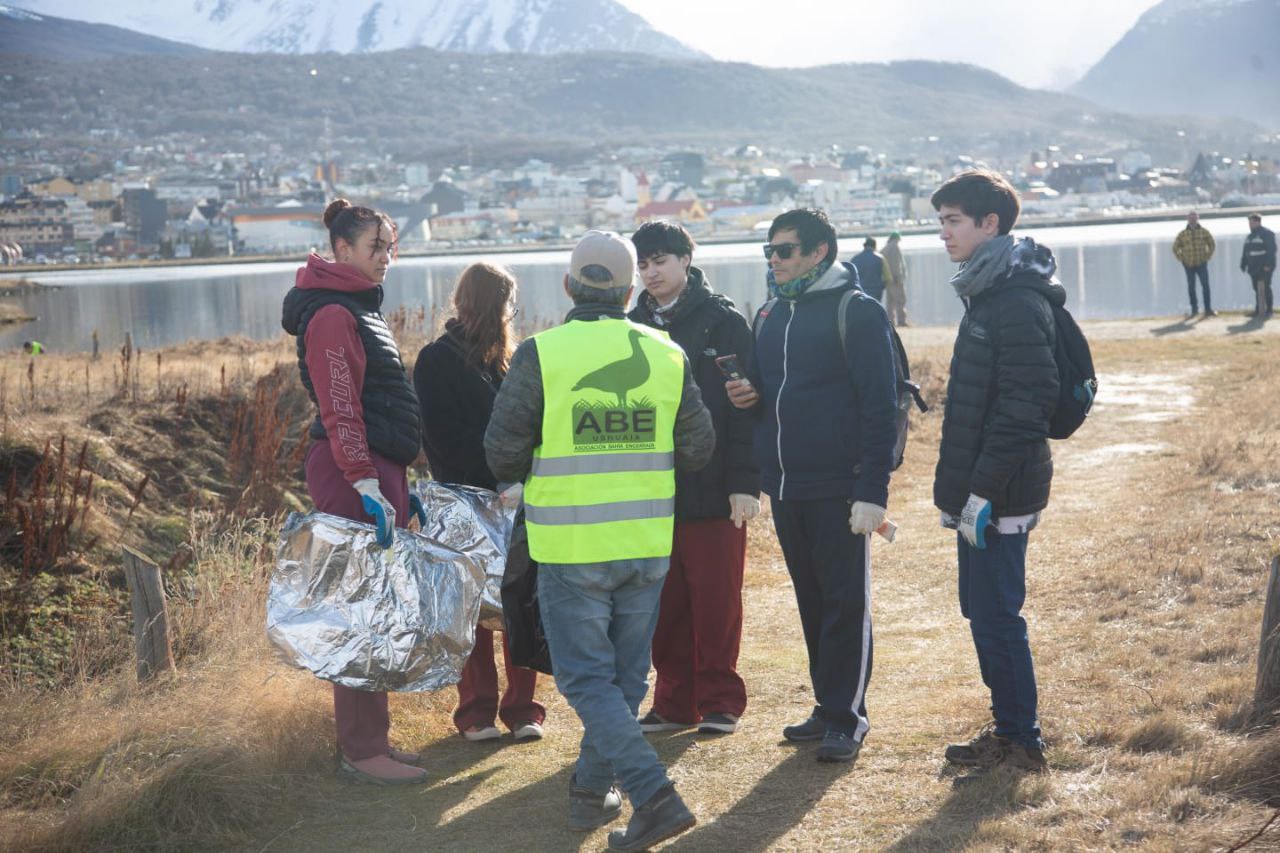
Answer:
[
  {"left": 268, "top": 510, "right": 486, "bottom": 693},
  {"left": 411, "top": 480, "right": 517, "bottom": 632}
]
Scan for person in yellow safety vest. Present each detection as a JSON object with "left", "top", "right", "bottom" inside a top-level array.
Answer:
[
  {"left": 485, "top": 231, "right": 714, "bottom": 852},
  {"left": 22, "top": 341, "right": 44, "bottom": 355}
]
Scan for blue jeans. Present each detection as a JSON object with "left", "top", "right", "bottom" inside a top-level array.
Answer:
[
  {"left": 956, "top": 531, "right": 1042, "bottom": 749},
  {"left": 539, "top": 558, "right": 671, "bottom": 807}
]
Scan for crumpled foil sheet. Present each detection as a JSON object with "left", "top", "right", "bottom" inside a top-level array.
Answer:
[
  {"left": 412, "top": 480, "right": 517, "bottom": 632},
  {"left": 268, "top": 510, "right": 486, "bottom": 692}
]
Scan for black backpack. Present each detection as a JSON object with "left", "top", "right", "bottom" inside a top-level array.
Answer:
[
  {"left": 1008, "top": 284, "right": 1097, "bottom": 439},
  {"left": 754, "top": 290, "right": 927, "bottom": 471}
]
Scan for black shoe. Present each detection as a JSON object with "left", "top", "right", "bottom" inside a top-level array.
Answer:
[
  {"left": 816, "top": 731, "right": 861, "bottom": 763},
  {"left": 637, "top": 710, "right": 694, "bottom": 734},
  {"left": 697, "top": 712, "right": 740, "bottom": 734},
  {"left": 607, "top": 784, "right": 696, "bottom": 851},
  {"left": 782, "top": 715, "right": 826, "bottom": 742},
  {"left": 568, "top": 773, "right": 623, "bottom": 832},
  {"left": 944, "top": 727, "right": 1009, "bottom": 767}
]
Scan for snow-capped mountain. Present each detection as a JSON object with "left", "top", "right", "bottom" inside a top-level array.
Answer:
[
  {"left": 12, "top": 0, "right": 704, "bottom": 58},
  {"left": 1072, "top": 0, "right": 1278, "bottom": 125}
]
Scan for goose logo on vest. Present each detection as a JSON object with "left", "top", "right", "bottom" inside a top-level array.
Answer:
[{"left": 570, "top": 329, "right": 657, "bottom": 449}]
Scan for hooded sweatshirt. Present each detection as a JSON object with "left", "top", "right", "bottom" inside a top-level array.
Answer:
[{"left": 281, "top": 254, "right": 421, "bottom": 483}]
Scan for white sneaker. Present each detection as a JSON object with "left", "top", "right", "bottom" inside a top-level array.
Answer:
[
  {"left": 462, "top": 725, "right": 501, "bottom": 742},
  {"left": 512, "top": 721, "right": 544, "bottom": 742}
]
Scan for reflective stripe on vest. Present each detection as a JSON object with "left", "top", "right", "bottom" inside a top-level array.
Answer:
[
  {"left": 530, "top": 451, "right": 674, "bottom": 477},
  {"left": 525, "top": 318, "right": 684, "bottom": 565}
]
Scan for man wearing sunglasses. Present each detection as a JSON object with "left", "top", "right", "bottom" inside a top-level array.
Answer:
[{"left": 727, "top": 208, "right": 899, "bottom": 764}]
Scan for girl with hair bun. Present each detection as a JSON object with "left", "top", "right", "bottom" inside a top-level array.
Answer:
[
  {"left": 413, "top": 262, "right": 546, "bottom": 744},
  {"left": 281, "top": 198, "right": 427, "bottom": 785}
]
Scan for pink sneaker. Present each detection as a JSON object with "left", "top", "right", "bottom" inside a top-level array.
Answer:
[{"left": 338, "top": 754, "right": 428, "bottom": 785}]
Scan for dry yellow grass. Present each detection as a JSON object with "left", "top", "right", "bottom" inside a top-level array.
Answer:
[{"left": 1, "top": 316, "right": 1279, "bottom": 851}]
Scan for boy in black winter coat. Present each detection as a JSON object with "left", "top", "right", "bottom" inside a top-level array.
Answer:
[
  {"left": 628, "top": 221, "right": 761, "bottom": 736},
  {"left": 932, "top": 169, "right": 1059, "bottom": 775}
]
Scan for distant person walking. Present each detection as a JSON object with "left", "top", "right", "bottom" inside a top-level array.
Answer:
[
  {"left": 850, "top": 236, "right": 892, "bottom": 302},
  {"left": 627, "top": 221, "right": 760, "bottom": 738},
  {"left": 932, "top": 169, "right": 1060, "bottom": 775},
  {"left": 485, "top": 231, "right": 713, "bottom": 850},
  {"left": 1241, "top": 213, "right": 1276, "bottom": 319},
  {"left": 412, "top": 262, "right": 546, "bottom": 745},
  {"left": 281, "top": 199, "right": 427, "bottom": 786},
  {"left": 1172, "top": 211, "right": 1216, "bottom": 317},
  {"left": 21, "top": 340, "right": 43, "bottom": 355},
  {"left": 882, "top": 231, "right": 909, "bottom": 326}
]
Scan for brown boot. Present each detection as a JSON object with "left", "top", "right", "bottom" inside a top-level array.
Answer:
[{"left": 943, "top": 728, "right": 1009, "bottom": 767}]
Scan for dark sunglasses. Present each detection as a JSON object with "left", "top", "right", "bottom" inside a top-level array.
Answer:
[{"left": 763, "top": 242, "right": 803, "bottom": 260}]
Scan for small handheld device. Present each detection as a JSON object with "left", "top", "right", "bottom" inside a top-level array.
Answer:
[{"left": 715, "top": 354, "right": 745, "bottom": 382}]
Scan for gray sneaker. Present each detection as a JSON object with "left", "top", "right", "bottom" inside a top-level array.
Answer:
[
  {"left": 607, "top": 784, "right": 696, "bottom": 851},
  {"left": 815, "top": 731, "right": 861, "bottom": 763},
  {"left": 782, "top": 715, "right": 826, "bottom": 742},
  {"left": 568, "top": 773, "right": 623, "bottom": 832}
]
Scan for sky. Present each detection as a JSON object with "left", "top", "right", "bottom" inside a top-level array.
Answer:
[{"left": 616, "top": 0, "right": 1165, "bottom": 90}]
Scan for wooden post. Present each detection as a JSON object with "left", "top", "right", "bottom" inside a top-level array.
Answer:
[
  {"left": 121, "top": 546, "right": 175, "bottom": 682},
  {"left": 1256, "top": 556, "right": 1280, "bottom": 720}
]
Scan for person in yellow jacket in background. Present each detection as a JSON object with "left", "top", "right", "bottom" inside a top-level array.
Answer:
[
  {"left": 1172, "top": 211, "right": 1217, "bottom": 317},
  {"left": 485, "top": 231, "right": 714, "bottom": 851}
]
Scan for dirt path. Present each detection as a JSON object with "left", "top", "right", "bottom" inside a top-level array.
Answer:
[{"left": 202, "top": 316, "right": 1280, "bottom": 850}]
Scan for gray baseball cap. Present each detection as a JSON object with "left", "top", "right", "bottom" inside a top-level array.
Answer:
[{"left": 570, "top": 230, "right": 637, "bottom": 289}]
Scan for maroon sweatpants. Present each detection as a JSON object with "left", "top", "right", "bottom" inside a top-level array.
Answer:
[
  {"left": 453, "top": 627, "right": 545, "bottom": 732},
  {"left": 304, "top": 439, "right": 410, "bottom": 761},
  {"left": 650, "top": 517, "right": 748, "bottom": 723}
]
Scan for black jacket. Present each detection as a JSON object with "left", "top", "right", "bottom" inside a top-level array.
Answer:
[
  {"left": 747, "top": 262, "right": 899, "bottom": 506},
  {"left": 281, "top": 284, "right": 421, "bottom": 466},
  {"left": 413, "top": 320, "right": 502, "bottom": 490},
  {"left": 1241, "top": 225, "right": 1277, "bottom": 275},
  {"left": 933, "top": 270, "right": 1062, "bottom": 518},
  {"left": 628, "top": 267, "right": 760, "bottom": 520}
]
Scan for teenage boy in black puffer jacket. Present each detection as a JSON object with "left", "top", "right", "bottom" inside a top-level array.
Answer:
[
  {"left": 932, "top": 169, "right": 1061, "bottom": 775},
  {"left": 628, "top": 221, "right": 761, "bottom": 737}
]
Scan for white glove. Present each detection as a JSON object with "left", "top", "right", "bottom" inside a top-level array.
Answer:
[
  {"left": 958, "top": 493, "right": 993, "bottom": 550},
  {"left": 499, "top": 482, "right": 524, "bottom": 509},
  {"left": 353, "top": 478, "right": 395, "bottom": 548},
  {"left": 728, "top": 493, "right": 761, "bottom": 528},
  {"left": 849, "top": 501, "right": 886, "bottom": 536}
]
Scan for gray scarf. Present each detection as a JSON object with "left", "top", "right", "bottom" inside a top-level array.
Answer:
[{"left": 950, "top": 235, "right": 1057, "bottom": 298}]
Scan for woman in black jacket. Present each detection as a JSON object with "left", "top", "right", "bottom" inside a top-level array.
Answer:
[
  {"left": 413, "top": 262, "right": 545, "bottom": 743},
  {"left": 628, "top": 221, "right": 761, "bottom": 736}
]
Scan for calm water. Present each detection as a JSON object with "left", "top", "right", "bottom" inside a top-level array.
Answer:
[{"left": 2, "top": 219, "right": 1264, "bottom": 353}]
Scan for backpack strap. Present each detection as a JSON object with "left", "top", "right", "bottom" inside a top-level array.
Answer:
[
  {"left": 837, "top": 289, "right": 927, "bottom": 413},
  {"left": 751, "top": 297, "right": 777, "bottom": 342}
]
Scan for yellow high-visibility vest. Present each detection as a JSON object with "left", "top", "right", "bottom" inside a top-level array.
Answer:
[{"left": 525, "top": 317, "right": 685, "bottom": 564}]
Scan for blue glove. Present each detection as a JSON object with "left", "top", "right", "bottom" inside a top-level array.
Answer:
[
  {"left": 958, "top": 493, "right": 993, "bottom": 550},
  {"left": 353, "top": 478, "right": 395, "bottom": 549},
  {"left": 408, "top": 494, "right": 427, "bottom": 529}
]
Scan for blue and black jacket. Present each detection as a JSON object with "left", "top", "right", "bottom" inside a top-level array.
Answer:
[{"left": 746, "top": 262, "right": 899, "bottom": 507}]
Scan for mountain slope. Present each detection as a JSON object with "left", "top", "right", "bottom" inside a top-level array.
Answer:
[
  {"left": 0, "top": 47, "right": 1257, "bottom": 166},
  {"left": 11, "top": 0, "right": 704, "bottom": 58},
  {"left": 0, "top": 4, "right": 208, "bottom": 59},
  {"left": 1072, "top": 0, "right": 1279, "bottom": 125}
]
